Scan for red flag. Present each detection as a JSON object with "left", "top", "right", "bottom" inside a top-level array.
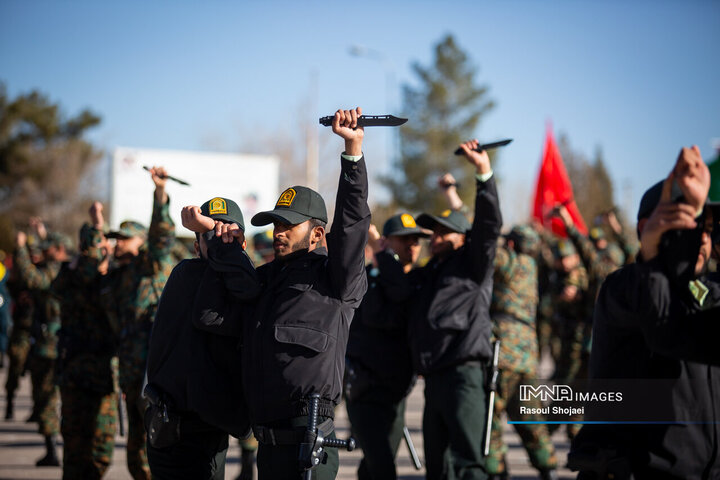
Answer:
[{"left": 532, "top": 126, "right": 587, "bottom": 237}]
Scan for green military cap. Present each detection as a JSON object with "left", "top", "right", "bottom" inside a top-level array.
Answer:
[
  {"left": 251, "top": 186, "right": 328, "bottom": 227},
  {"left": 200, "top": 197, "right": 245, "bottom": 230},
  {"left": 554, "top": 239, "right": 577, "bottom": 258},
  {"left": 106, "top": 221, "right": 147, "bottom": 239},
  {"left": 382, "top": 213, "right": 430, "bottom": 238},
  {"left": 416, "top": 209, "right": 471, "bottom": 234},
  {"left": 253, "top": 229, "right": 274, "bottom": 252},
  {"left": 42, "top": 232, "right": 73, "bottom": 251},
  {"left": 589, "top": 227, "right": 605, "bottom": 241},
  {"left": 507, "top": 224, "right": 540, "bottom": 256}
]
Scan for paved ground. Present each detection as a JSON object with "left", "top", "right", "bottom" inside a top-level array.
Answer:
[{"left": 0, "top": 366, "right": 576, "bottom": 479}]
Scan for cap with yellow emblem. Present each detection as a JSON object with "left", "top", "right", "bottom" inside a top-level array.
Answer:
[
  {"left": 251, "top": 186, "right": 327, "bottom": 227},
  {"left": 416, "top": 209, "right": 472, "bottom": 234},
  {"left": 382, "top": 213, "right": 430, "bottom": 238},
  {"left": 200, "top": 197, "right": 245, "bottom": 230}
]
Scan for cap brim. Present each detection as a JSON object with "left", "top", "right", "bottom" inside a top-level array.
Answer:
[
  {"left": 251, "top": 209, "right": 313, "bottom": 227},
  {"left": 105, "top": 231, "right": 131, "bottom": 239},
  {"left": 385, "top": 227, "right": 431, "bottom": 238},
  {"left": 416, "top": 214, "right": 467, "bottom": 234}
]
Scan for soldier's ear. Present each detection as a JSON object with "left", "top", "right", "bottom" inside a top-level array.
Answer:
[{"left": 311, "top": 225, "right": 325, "bottom": 245}]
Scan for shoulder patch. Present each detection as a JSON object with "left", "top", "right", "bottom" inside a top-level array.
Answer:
[
  {"left": 400, "top": 214, "right": 416, "bottom": 228},
  {"left": 441, "top": 209, "right": 452, "bottom": 218},
  {"left": 208, "top": 197, "right": 227, "bottom": 215},
  {"left": 276, "top": 188, "right": 296, "bottom": 207}
]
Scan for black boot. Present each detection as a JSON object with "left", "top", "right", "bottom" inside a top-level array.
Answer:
[
  {"left": 4, "top": 399, "right": 13, "bottom": 420},
  {"left": 236, "top": 448, "right": 255, "bottom": 480},
  {"left": 36, "top": 434, "right": 60, "bottom": 467},
  {"left": 539, "top": 468, "right": 559, "bottom": 480}
]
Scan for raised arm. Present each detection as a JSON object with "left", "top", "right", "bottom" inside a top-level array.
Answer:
[
  {"left": 457, "top": 140, "right": 503, "bottom": 284},
  {"left": 143, "top": 166, "right": 175, "bottom": 272},
  {"left": 326, "top": 107, "right": 371, "bottom": 304}
]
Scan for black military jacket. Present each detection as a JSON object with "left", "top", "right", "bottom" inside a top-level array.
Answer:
[
  {"left": 146, "top": 255, "right": 258, "bottom": 438},
  {"left": 346, "top": 251, "right": 415, "bottom": 403},
  {"left": 409, "top": 177, "right": 502, "bottom": 375},
  {"left": 570, "top": 223, "right": 720, "bottom": 479},
  {"left": 205, "top": 156, "right": 370, "bottom": 425}
]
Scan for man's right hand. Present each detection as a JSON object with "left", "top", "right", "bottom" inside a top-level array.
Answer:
[
  {"left": 16, "top": 231, "right": 27, "bottom": 248},
  {"left": 181, "top": 206, "right": 215, "bottom": 233},
  {"left": 672, "top": 145, "right": 709, "bottom": 214},
  {"left": 457, "top": 140, "right": 491, "bottom": 175},
  {"left": 89, "top": 202, "right": 104, "bottom": 230},
  {"left": 367, "top": 224, "right": 385, "bottom": 254},
  {"left": 640, "top": 172, "right": 699, "bottom": 261},
  {"left": 332, "top": 107, "right": 364, "bottom": 156}
]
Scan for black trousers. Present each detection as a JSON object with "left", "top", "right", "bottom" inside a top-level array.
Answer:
[
  {"left": 147, "top": 415, "right": 229, "bottom": 480},
  {"left": 423, "top": 363, "right": 489, "bottom": 480},
  {"left": 256, "top": 415, "right": 340, "bottom": 480},
  {"left": 346, "top": 396, "right": 406, "bottom": 480}
]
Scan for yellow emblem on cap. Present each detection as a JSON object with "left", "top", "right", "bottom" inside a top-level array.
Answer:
[
  {"left": 441, "top": 209, "right": 452, "bottom": 218},
  {"left": 276, "top": 188, "right": 296, "bottom": 207},
  {"left": 400, "top": 214, "right": 416, "bottom": 228},
  {"left": 209, "top": 197, "right": 227, "bottom": 215}
]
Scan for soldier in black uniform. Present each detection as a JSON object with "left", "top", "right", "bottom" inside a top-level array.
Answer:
[
  {"left": 569, "top": 146, "right": 720, "bottom": 479},
  {"left": 145, "top": 196, "right": 259, "bottom": 480},
  {"left": 409, "top": 139, "right": 502, "bottom": 480},
  {"left": 345, "top": 214, "right": 427, "bottom": 480},
  {"left": 206, "top": 107, "right": 370, "bottom": 479}
]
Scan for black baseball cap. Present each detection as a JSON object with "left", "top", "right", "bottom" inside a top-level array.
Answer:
[
  {"left": 200, "top": 197, "right": 245, "bottom": 230},
  {"left": 382, "top": 213, "right": 430, "bottom": 237},
  {"left": 251, "top": 186, "right": 328, "bottom": 227},
  {"left": 637, "top": 180, "right": 686, "bottom": 221},
  {"left": 416, "top": 209, "right": 471, "bottom": 234}
]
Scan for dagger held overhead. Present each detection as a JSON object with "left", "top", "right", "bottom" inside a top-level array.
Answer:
[
  {"left": 453, "top": 139, "right": 513, "bottom": 155},
  {"left": 318, "top": 115, "right": 408, "bottom": 127},
  {"left": 142, "top": 166, "right": 191, "bottom": 186}
]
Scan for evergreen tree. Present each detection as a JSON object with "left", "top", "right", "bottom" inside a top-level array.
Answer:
[
  {"left": 0, "top": 83, "right": 102, "bottom": 251},
  {"left": 379, "top": 35, "right": 495, "bottom": 218}
]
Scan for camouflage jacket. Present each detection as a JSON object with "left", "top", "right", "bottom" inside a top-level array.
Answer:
[
  {"left": 102, "top": 196, "right": 174, "bottom": 386},
  {"left": 51, "top": 228, "right": 121, "bottom": 394},
  {"left": 13, "top": 246, "right": 61, "bottom": 359},
  {"left": 491, "top": 246, "right": 538, "bottom": 325},
  {"left": 551, "top": 263, "right": 589, "bottom": 323}
]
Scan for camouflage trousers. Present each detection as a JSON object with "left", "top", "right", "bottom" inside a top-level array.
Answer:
[
  {"left": 60, "top": 386, "right": 117, "bottom": 480},
  {"left": 122, "top": 377, "right": 150, "bottom": 480},
  {"left": 488, "top": 319, "right": 557, "bottom": 475},
  {"left": 27, "top": 356, "right": 59, "bottom": 436},
  {"left": 550, "top": 319, "right": 591, "bottom": 440},
  {"left": 5, "top": 328, "right": 31, "bottom": 401},
  {"left": 487, "top": 368, "right": 558, "bottom": 474},
  {"left": 119, "top": 329, "right": 151, "bottom": 480}
]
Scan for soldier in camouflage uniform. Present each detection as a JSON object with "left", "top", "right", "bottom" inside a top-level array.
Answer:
[
  {"left": 14, "top": 229, "right": 70, "bottom": 466},
  {"left": 4, "top": 252, "right": 35, "bottom": 420},
  {"left": 487, "top": 225, "right": 558, "bottom": 480},
  {"left": 546, "top": 237, "right": 589, "bottom": 440},
  {"left": 53, "top": 204, "right": 121, "bottom": 479},
  {"left": 104, "top": 165, "right": 175, "bottom": 480}
]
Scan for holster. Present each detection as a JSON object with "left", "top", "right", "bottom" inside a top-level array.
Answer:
[{"left": 143, "top": 383, "right": 181, "bottom": 449}]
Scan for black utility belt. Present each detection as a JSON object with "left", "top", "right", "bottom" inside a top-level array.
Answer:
[{"left": 253, "top": 418, "right": 333, "bottom": 446}]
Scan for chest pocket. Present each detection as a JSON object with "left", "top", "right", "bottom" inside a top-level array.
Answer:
[{"left": 275, "top": 324, "right": 329, "bottom": 353}]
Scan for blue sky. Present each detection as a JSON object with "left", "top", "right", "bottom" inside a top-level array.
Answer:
[{"left": 2, "top": 0, "right": 718, "bottom": 225}]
